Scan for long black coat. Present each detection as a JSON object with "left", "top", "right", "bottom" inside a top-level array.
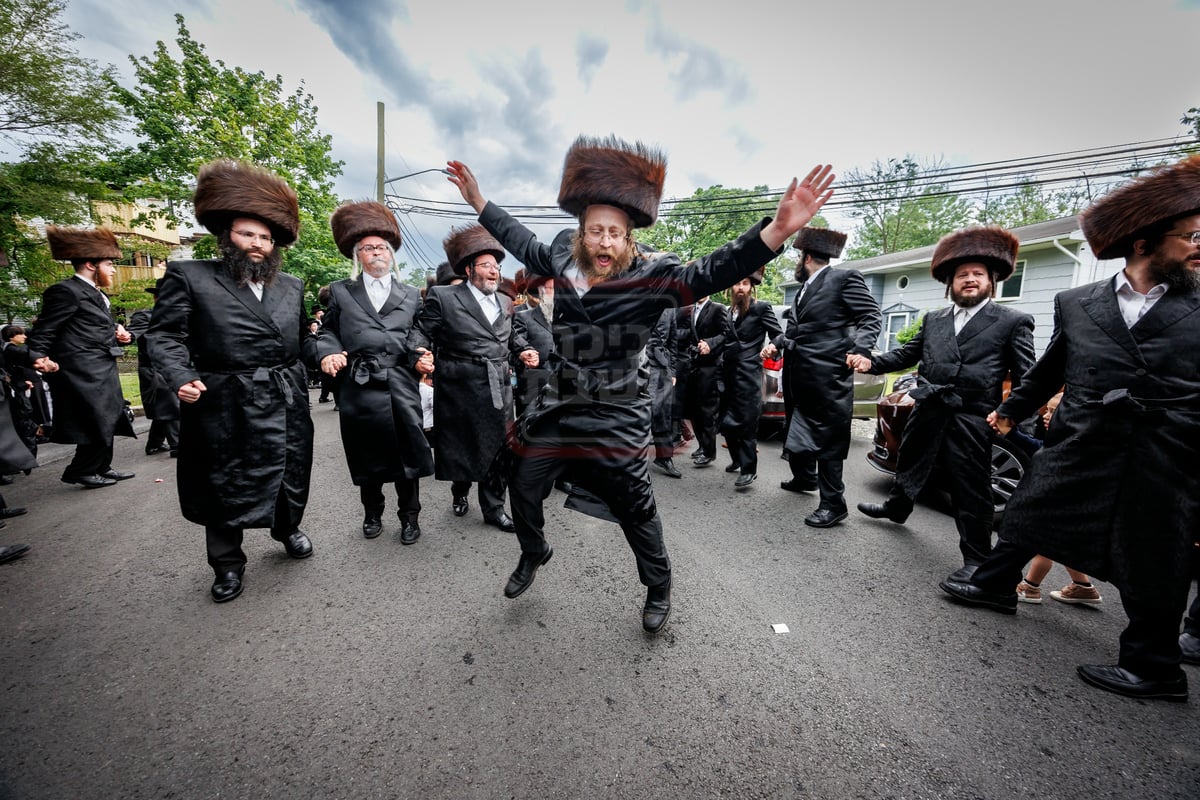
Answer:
[
  {"left": 408, "top": 282, "right": 527, "bottom": 482},
  {"left": 512, "top": 304, "right": 555, "bottom": 416},
  {"left": 316, "top": 275, "right": 434, "bottom": 486},
  {"left": 870, "top": 300, "right": 1035, "bottom": 498},
  {"left": 126, "top": 308, "right": 180, "bottom": 422},
  {"left": 646, "top": 308, "right": 678, "bottom": 440},
  {"left": 147, "top": 261, "right": 316, "bottom": 530},
  {"left": 27, "top": 276, "right": 135, "bottom": 446},
  {"left": 674, "top": 300, "right": 730, "bottom": 426},
  {"left": 720, "top": 300, "right": 783, "bottom": 437},
  {"left": 996, "top": 279, "right": 1200, "bottom": 613},
  {"left": 774, "top": 267, "right": 881, "bottom": 459}
]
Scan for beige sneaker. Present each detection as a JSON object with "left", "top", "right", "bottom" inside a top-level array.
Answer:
[
  {"left": 1050, "top": 582, "right": 1102, "bottom": 606},
  {"left": 1016, "top": 580, "right": 1042, "bottom": 604}
]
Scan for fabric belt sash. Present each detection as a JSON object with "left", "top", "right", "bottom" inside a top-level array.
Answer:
[
  {"left": 441, "top": 353, "right": 508, "bottom": 410},
  {"left": 348, "top": 352, "right": 404, "bottom": 386},
  {"left": 195, "top": 359, "right": 298, "bottom": 409}
]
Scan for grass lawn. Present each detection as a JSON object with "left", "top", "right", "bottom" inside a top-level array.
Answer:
[{"left": 119, "top": 374, "right": 140, "bottom": 406}]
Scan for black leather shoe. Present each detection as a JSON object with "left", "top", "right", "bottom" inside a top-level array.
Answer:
[
  {"left": 653, "top": 458, "right": 682, "bottom": 478},
  {"left": 485, "top": 512, "right": 517, "bottom": 533},
  {"left": 693, "top": 454, "right": 713, "bottom": 467},
  {"left": 145, "top": 444, "right": 170, "bottom": 455},
  {"left": 947, "top": 564, "right": 979, "bottom": 583},
  {"left": 99, "top": 468, "right": 135, "bottom": 481},
  {"left": 362, "top": 514, "right": 383, "bottom": 539},
  {"left": 281, "top": 531, "right": 313, "bottom": 559},
  {"left": 1181, "top": 632, "right": 1200, "bottom": 666},
  {"left": 643, "top": 581, "right": 672, "bottom": 633},
  {"left": 504, "top": 547, "right": 553, "bottom": 598},
  {"left": 211, "top": 567, "right": 245, "bottom": 603},
  {"left": 400, "top": 520, "right": 421, "bottom": 545},
  {"left": 1077, "top": 664, "right": 1188, "bottom": 702},
  {"left": 734, "top": 472, "right": 757, "bottom": 488},
  {"left": 62, "top": 473, "right": 117, "bottom": 489},
  {"left": 0, "top": 543, "right": 30, "bottom": 564},
  {"left": 554, "top": 479, "right": 575, "bottom": 493},
  {"left": 725, "top": 462, "right": 741, "bottom": 473},
  {"left": 0, "top": 506, "right": 27, "bottom": 519},
  {"left": 856, "top": 501, "right": 910, "bottom": 523},
  {"left": 780, "top": 479, "right": 817, "bottom": 493},
  {"left": 805, "top": 507, "right": 848, "bottom": 528},
  {"left": 938, "top": 579, "right": 1017, "bottom": 614},
  {"left": 452, "top": 496, "right": 469, "bottom": 517}
]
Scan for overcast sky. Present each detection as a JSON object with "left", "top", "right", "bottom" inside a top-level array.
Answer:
[{"left": 63, "top": 0, "right": 1198, "bottom": 270}]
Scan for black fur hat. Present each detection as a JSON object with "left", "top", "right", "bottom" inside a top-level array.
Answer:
[
  {"left": 557, "top": 135, "right": 667, "bottom": 229},
  {"left": 193, "top": 160, "right": 300, "bottom": 246},
  {"left": 1080, "top": 154, "right": 1200, "bottom": 260},
  {"left": 929, "top": 226, "right": 1019, "bottom": 283},
  {"left": 793, "top": 227, "right": 847, "bottom": 260}
]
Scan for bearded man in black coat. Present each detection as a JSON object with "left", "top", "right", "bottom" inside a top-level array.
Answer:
[
  {"left": 853, "top": 228, "right": 1034, "bottom": 575},
  {"left": 446, "top": 136, "right": 834, "bottom": 633},
  {"left": 147, "top": 160, "right": 317, "bottom": 604},
  {"left": 673, "top": 295, "right": 729, "bottom": 467},
  {"left": 126, "top": 281, "right": 180, "bottom": 456},
  {"left": 28, "top": 227, "right": 136, "bottom": 488},
  {"left": 939, "top": 155, "right": 1200, "bottom": 702},
  {"left": 512, "top": 269, "right": 556, "bottom": 417},
  {"left": 764, "top": 228, "right": 881, "bottom": 527},
  {"left": 317, "top": 201, "right": 435, "bottom": 545},
  {"left": 719, "top": 272, "right": 782, "bottom": 488}
]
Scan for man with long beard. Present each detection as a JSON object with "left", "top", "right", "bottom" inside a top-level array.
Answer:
[
  {"left": 938, "top": 155, "right": 1200, "bottom": 701},
  {"left": 445, "top": 136, "right": 833, "bottom": 632},
  {"left": 28, "top": 227, "right": 136, "bottom": 488},
  {"left": 317, "top": 201, "right": 434, "bottom": 544},
  {"left": 852, "top": 228, "right": 1034, "bottom": 577},
  {"left": 718, "top": 272, "right": 781, "bottom": 488},
  {"left": 147, "top": 160, "right": 317, "bottom": 604},
  {"left": 673, "top": 294, "right": 728, "bottom": 467}
]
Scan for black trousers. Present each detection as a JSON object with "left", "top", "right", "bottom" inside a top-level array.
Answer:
[
  {"left": 681, "top": 368, "right": 720, "bottom": 459},
  {"left": 146, "top": 419, "right": 179, "bottom": 451},
  {"left": 204, "top": 486, "right": 304, "bottom": 574},
  {"left": 360, "top": 478, "right": 420, "bottom": 523},
  {"left": 725, "top": 434, "right": 758, "bottom": 474},
  {"left": 62, "top": 440, "right": 113, "bottom": 480},
  {"left": 451, "top": 480, "right": 505, "bottom": 519},
  {"left": 1183, "top": 581, "right": 1200, "bottom": 638},
  {"left": 973, "top": 538, "right": 1188, "bottom": 680},
  {"left": 789, "top": 453, "right": 846, "bottom": 512}
]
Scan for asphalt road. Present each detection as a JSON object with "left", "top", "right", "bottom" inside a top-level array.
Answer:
[{"left": 2, "top": 394, "right": 1197, "bottom": 799}]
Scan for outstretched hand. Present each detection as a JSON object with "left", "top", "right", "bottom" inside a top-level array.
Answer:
[
  {"left": 446, "top": 161, "right": 487, "bottom": 214},
  {"left": 760, "top": 165, "right": 835, "bottom": 251}
]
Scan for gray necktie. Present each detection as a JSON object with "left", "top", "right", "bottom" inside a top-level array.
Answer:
[{"left": 954, "top": 307, "right": 968, "bottom": 334}]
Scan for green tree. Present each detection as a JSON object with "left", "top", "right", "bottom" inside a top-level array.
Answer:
[
  {"left": 843, "top": 157, "right": 972, "bottom": 261},
  {"left": 102, "top": 14, "right": 345, "bottom": 298},
  {"left": 978, "top": 178, "right": 1087, "bottom": 229}
]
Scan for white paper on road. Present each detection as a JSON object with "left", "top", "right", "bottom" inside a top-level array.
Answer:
[{"left": 771, "top": 623, "right": 789, "bottom": 634}]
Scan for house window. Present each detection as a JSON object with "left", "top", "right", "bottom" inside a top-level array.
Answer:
[
  {"left": 897, "top": 275, "right": 909, "bottom": 290},
  {"left": 997, "top": 259, "right": 1025, "bottom": 300},
  {"left": 886, "top": 312, "right": 911, "bottom": 351}
]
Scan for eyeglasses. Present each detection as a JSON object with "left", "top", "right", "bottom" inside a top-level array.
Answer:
[
  {"left": 232, "top": 230, "right": 274, "bottom": 244},
  {"left": 583, "top": 227, "right": 627, "bottom": 244},
  {"left": 358, "top": 244, "right": 390, "bottom": 254},
  {"left": 1164, "top": 231, "right": 1200, "bottom": 245}
]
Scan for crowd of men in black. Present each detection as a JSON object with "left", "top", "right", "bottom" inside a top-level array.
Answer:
[{"left": 5, "top": 139, "right": 1200, "bottom": 703}]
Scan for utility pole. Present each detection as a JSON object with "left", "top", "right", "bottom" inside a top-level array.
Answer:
[{"left": 376, "top": 101, "right": 385, "bottom": 202}]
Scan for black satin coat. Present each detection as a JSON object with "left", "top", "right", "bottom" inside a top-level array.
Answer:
[
  {"left": 27, "top": 276, "right": 135, "bottom": 446},
  {"left": 773, "top": 267, "right": 881, "bottom": 459},
  {"left": 720, "top": 300, "right": 783, "bottom": 437},
  {"left": 645, "top": 308, "right": 678, "bottom": 441},
  {"left": 147, "top": 261, "right": 316, "bottom": 530},
  {"left": 996, "top": 279, "right": 1200, "bottom": 613},
  {"left": 126, "top": 308, "right": 180, "bottom": 422},
  {"left": 316, "top": 275, "right": 434, "bottom": 486},
  {"left": 512, "top": 304, "right": 555, "bottom": 416}
]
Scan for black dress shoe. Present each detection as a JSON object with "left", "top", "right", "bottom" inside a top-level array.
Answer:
[
  {"left": 725, "top": 462, "right": 741, "bottom": 473},
  {"left": 504, "top": 547, "right": 553, "bottom": 598},
  {"left": 653, "top": 458, "right": 682, "bottom": 478},
  {"left": 281, "top": 531, "right": 313, "bottom": 559},
  {"left": 452, "top": 496, "right": 469, "bottom": 517},
  {"left": 0, "top": 475, "right": 12, "bottom": 485},
  {"left": 145, "top": 444, "right": 171, "bottom": 455},
  {"left": 362, "top": 514, "right": 383, "bottom": 539},
  {"left": 554, "top": 479, "right": 575, "bottom": 493},
  {"left": 0, "top": 543, "right": 30, "bottom": 564},
  {"left": 693, "top": 454, "right": 713, "bottom": 467},
  {"left": 485, "top": 512, "right": 517, "bottom": 533},
  {"left": 1077, "top": 664, "right": 1188, "bottom": 702},
  {"left": 947, "top": 564, "right": 979, "bottom": 583},
  {"left": 62, "top": 473, "right": 117, "bottom": 489},
  {"left": 779, "top": 479, "right": 817, "bottom": 493},
  {"left": 856, "top": 501, "right": 910, "bottom": 523},
  {"left": 0, "top": 506, "right": 27, "bottom": 519},
  {"left": 400, "top": 520, "right": 421, "bottom": 545},
  {"left": 211, "top": 567, "right": 245, "bottom": 603},
  {"left": 734, "top": 472, "right": 756, "bottom": 488},
  {"left": 938, "top": 579, "right": 1017, "bottom": 614},
  {"left": 643, "top": 581, "right": 672, "bottom": 633},
  {"left": 99, "top": 468, "right": 135, "bottom": 481},
  {"left": 1181, "top": 632, "right": 1200, "bottom": 666},
  {"left": 804, "top": 507, "right": 848, "bottom": 528}
]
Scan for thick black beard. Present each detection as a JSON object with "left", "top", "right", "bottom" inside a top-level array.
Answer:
[
  {"left": 1148, "top": 253, "right": 1200, "bottom": 293},
  {"left": 572, "top": 233, "right": 635, "bottom": 282},
  {"left": 731, "top": 292, "right": 753, "bottom": 316},
  {"left": 221, "top": 240, "right": 283, "bottom": 286}
]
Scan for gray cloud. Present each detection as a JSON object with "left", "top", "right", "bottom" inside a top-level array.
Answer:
[
  {"left": 575, "top": 34, "right": 609, "bottom": 87},
  {"left": 644, "top": 16, "right": 751, "bottom": 106}
]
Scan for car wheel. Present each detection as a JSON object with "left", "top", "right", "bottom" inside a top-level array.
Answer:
[{"left": 990, "top": 438, "right": 1031, "bottom": 524}]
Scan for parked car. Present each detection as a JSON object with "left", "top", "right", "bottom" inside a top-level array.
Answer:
[
  {"left": 759, "top": 305, "right": 887, "bottom": 438},
  {"left": 865, "top": 373, "right": 1034, "bottom": 527}
]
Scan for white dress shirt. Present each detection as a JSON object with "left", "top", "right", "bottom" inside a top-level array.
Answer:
[
  {"left": 1114, "top": 270, "right": 1168, "bottom": 329},
  {"left": 467, "top": 282, "right": 501, "bottom": 324},
  {"left": 365, "top": 273, "right": 392, "bottom": 312},
  {"left": 953, "top": 297, "right": 989, "bottom": 334}
]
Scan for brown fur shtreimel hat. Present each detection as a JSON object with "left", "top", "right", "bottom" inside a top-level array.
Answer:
[
  {"left": 46, "top": 226, "right": 122, "bottom": 262},
  {"left": 930, "top": 226, "right": 1019, "bottom": 284},
  {"left": 793, "top": 228, "right": 848, "bottom": 260},
  {"left": 330, "top": 201, "right": 401, "bottom": 259},
  {"left": 444, "top": 225, "right": 505, "bottom": 271},
  {"left": 1079, "top": 154, "right": 1200, "bottom": 260},
  {"left": 557, "top": 135, "right": 667, "bottom": 229},
  {"left": 192, "top": 160, "right": 300, "bottom": 246}
]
